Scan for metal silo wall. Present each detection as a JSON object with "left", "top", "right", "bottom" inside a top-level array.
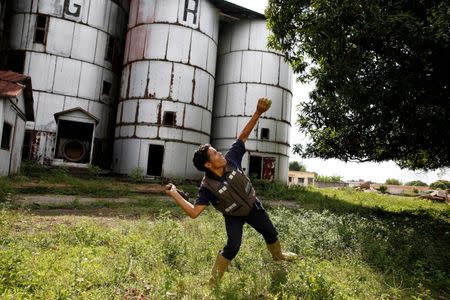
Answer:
[
  {"left": 114, "top": 0, "right": 219, "bottom": 179},
  {"left": 5, "top": 0, "right": 129, "bottom": 165},
  {"left": 212, "top": 19, "right": 293, "bottom": 182}
]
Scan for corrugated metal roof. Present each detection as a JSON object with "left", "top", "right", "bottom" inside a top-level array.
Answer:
[
  {"left": 0, "top": 71, "right": 35, "bottom": 121},
  {"left": 210, "top": 0, "right": 265, "bottom": 19},
  {"left": 0, "top": 71, "right": 28, "bottom": 97}
]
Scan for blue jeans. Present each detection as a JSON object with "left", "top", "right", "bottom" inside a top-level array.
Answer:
[{"left": 220, "top": 203, "right": 278, "bottom": 260}]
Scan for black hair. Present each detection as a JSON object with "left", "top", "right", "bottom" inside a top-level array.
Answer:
[{"left": 193, "top": 144, "right": 211, "bottom": 172}]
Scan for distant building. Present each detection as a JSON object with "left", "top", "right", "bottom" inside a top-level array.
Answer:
[
  {"left": 347, "top": 180, "right": 366, "bottom": 188},
  {"left": 288, "top": 171, "right": 315, "bottom": 186},
  {"left": 0, "top": 71, "right": 34, "bottom": 176}
]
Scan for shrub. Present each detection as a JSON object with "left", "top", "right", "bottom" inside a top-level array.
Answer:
[
  {"left": 386, "top": 178, "right": 402, "bottom": 185},
  {"left": 405, "top": 180, "right": 428, "bottom": 187},
  {"left": 378, "top": 185, "right": 388, "bottom": 194},
  {"left": 430, "top": 180, "right": 450, "bottom": 190},
  {"left": 87, "top": 165, "right": 102, "bottom": 177},
  {"left": 129, "top": 167, "right": 144, "bottom": 182}
]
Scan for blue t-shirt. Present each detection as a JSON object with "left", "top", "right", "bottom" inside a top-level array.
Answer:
[{"left": 195, "top": 139, "right": 246, "bottom": 206}]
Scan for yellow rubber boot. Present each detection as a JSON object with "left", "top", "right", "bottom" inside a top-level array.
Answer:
[
  {"left": 267, "top": 240, "right": 298, "bottom": 261},
  {"left": 209, "top": 253, "right": 231, "bottom": 287}
]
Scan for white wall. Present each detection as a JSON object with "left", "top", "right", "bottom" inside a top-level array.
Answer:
[{"left": 0, "top": 92, "right": 27, "bottom": 176}]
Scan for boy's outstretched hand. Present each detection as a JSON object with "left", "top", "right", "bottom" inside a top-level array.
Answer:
[{"left": 256, "top": 97, "right": 272, "bottom": 115}]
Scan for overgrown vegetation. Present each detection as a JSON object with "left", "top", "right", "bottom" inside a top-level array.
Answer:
[
  {"left": 1, "top": 170, "right": 449, "bottom": 298},
  {"left": 314, "top": 175, "right": 342, "bottom": 183},
  {"left": 405, "top": 180, "right": 428, "bottom": 187},
  {"left": 385, "top": 178, "right": 402, "bottom": 185},
  {"left": 129, "top": 167, "right": 145, "bottom": 182},
  {"left": 430, "top": 180, "right": 450, "bottom": 190}
]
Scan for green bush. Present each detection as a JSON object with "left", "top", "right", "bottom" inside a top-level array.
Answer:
[
  {"left": 87, "top": 165, "right": 102, "bottom": 177},
  {"left": 430, "top": 180, "right": 450, "bottom": 190},
  {"left": 378, "top": 185, "right": 388, "bottom": 194},
  {"left": 405, "top": 180, "right": 428, "bottom": 187},
  {"left": 129, "top": 167, "right": 144, "bottom": 182},
  {"left": 385, "top": 178, "right": 402, "bottom": 185}
]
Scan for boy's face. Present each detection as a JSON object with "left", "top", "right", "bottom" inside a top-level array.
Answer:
[{"left": 205, "top": 147, "right": 226, "bottom": 170}]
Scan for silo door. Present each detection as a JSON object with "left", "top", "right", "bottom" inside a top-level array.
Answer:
[
  {"left": 249, "top": 156, "right": 262, "bottom": 179},
  {"left": 147, "top": 144, "right": 164, "bottom": 176}
]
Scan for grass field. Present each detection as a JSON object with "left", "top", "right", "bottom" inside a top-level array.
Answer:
[{"left": 0, "top": 171, "right": 449, "bottom": 299}]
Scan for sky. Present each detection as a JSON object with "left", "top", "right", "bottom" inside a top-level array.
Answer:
[{"left": 226, "top": 0, "right": 449, "bottom": 184}]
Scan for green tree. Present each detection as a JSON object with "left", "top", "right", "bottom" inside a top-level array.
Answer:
[
  {"left": 385, "top": 178, "right": 402, "bottom": 185},
  {"left": 266, "top": 0, "right": 450, "bottom": 170},
  {"left": 430, "top": 180, "right": 450, "bottom": 190},
  {"left": 405, "top": 180, "right": 428, "bottom": 187},
  {"left": 289, "top": 161, "right": 306, "bottom": 171}
]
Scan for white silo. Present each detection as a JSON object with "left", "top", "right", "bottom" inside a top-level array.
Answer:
[
  {"left": 114, "top": 0, "right": 220, "bottom": 179},
  {"left": 212, "top": 19, "right": 293, "bottom": 182},
  {"left": 4, "top": 0, "right": 129, "bottom": 167}
]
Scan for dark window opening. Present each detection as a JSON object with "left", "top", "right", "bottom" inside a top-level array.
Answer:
[
  {"left": 55, "top": 120, "right": 94, "bottom": 163},
  {"left": 2, "top": 51, "right": 26, "bottom": 73},
  {"left": 102, "top": 81, "right": 112, "bottom": 96},
  {"left": 105, "top": 36, "right": 116, "bottom": 62},
  {"left": 147, "top": 144, "right": 164, "bottom": 176},
  {"left": 1, "top": 123, "right": 12, "bottom": 150},
  {"left": 261, "top": 128, "right": 270, "bottom": 139},
  {"left": 249, "top": 155, "right": 262, "bottom": 180},
  {"left": 34, "top": 15, "right": 49, "bottom": 45},
  {"left": 162, "top": 111, "right": 176, "bottom": 126},
  {"left": 22, "top": 130, "right": 32, "bottom": 159}
]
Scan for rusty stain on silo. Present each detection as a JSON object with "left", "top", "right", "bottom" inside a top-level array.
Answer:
[{"left": 114, "top": 0, "right": 220, "bottom": 179}]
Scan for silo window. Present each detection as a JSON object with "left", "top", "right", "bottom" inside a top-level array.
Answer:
[
  {"left": 102, "top": 81, "right": 112, "bottom": 96},
  {"left": 105, "top": 36, "right": 116, "bottom": 62},
  {"left": 261, "top": 128, "right": 270, "bottom": 139},
  {"left": 162, "top": 111, "right": 176, "bottom": 126},
  {"left": 4, "top": 51, "right": 26, "bottom": 73},
  {"left": 1, "top": 123, "right": 12, "bottom": 150},
  {"left": 34, "top": 15, "right": 49, "bottom": 45}
]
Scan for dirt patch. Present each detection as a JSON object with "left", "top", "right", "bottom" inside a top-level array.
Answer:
[
  {"left": 11, "top": 213, "right": 135, "bottom": 234},
  {"left": 263, "top": 199, "right": 301, "bottom": 208},
  {"left": 13, "top": 194, "right": 134, "bottom": 205}
]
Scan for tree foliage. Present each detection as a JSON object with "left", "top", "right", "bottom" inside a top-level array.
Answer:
[
  {"left": 405, "top": 180, "right": 428, "bottom": 187},
  {"left": 429, "top": 180, "right": 450, "bottom": 190},
  {"left": 267, "top": 0, "right": 450, "bottom": 170},
  {"left": 385, "top": 178, "right": 402, "bottom": 185},
  {"left": 289, "top": 161, "right": 307, "bottom": 171}
]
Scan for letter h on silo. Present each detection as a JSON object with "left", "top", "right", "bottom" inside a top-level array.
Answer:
[{"left": 183, "top": 0, "right": 199, "bottom": 25}]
